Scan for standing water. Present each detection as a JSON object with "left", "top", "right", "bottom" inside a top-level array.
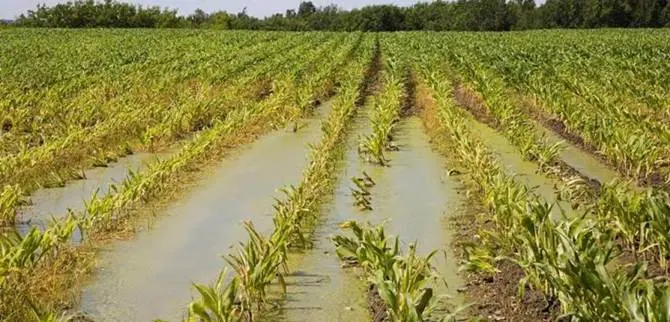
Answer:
[
  {"left": 466, "top": 119, "right": 573, "bottom": 219},
  {"left": 278, "top": 116, "right": 467, "bottom": 321},
  {"left": 538, "top": 126, "right": 620, "bottom": 184},
  {"left": 369, "top": 117, "right": 465, "bottom": 300},
  {"left": 275, "top": 109, "right": 370, "bottom": 322},
  {"left": 78, "top": 102, "right": 333, "bottom": 321},
  {"left": 16, "top": 150, "right": 175, "bottom": 235}
]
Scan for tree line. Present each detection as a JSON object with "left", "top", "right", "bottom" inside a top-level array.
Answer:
[{"left": 11, "top": 0, "right": 670, "bottom": 30}]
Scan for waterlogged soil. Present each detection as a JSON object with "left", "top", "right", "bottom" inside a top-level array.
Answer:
[
  {"left": 15, "top": 150, "right": 176, "bottom": 235},
  {"left": 466, "top": 119, "right": 573, "bottom": 220},
  {"left": 77, "top": 102, "right": 333, "bottom": 322},
  {"left": 269, "top": 110, "right": 371, "bottom": 322}
]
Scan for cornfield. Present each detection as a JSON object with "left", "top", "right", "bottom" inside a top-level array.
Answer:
[{"left": 1, "top": 28, "right": 669, "bottom": 322}]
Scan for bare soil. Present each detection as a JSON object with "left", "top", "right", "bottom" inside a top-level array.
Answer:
[{"left": 368, "top": 285, "right": 389, "bottom": 322}]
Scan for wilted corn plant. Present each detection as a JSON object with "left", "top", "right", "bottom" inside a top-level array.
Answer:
[
  {"left": 594, "top": 181, "right": 670, "bottom": 269},
  {"left": 0, "top": 41, "right": 340, "bottom": 318},
  {"left": 1, "top": 214, "right": 78, "bottom": 286},
  {"left": 441, "top": 31, "right": 669, "bottom": 184},
  {"left": 333, "top": 221, "right": 450, "bottom": 322},
  {"left": 225, "top": 222, "right": 287, "bottom": 319},
  {"left": 408, "top": 32, "right": 670, "bottom": 276}
]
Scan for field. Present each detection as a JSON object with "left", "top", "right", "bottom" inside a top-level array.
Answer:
[{"left": 1, "top": 28, "right": 670, "bottom": 321}]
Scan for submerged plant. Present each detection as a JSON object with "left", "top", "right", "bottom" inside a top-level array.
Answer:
[
  {"left": 359, "top": 134, "right": 388, "bottom": 165},
  {"left": 350, "top": 173, "right": 375, "bottom": 211}
]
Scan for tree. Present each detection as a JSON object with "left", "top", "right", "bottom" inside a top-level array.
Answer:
[
  {"left": 298, "top": 1, "right": 316, "bottom": 17},
  {"left": 11, "top": 0, "right": 670, "bottom": 30},
  {"left": 509, "top": 0, "right": 537, "bottom": 30},
  {"left": 188, "top": 8, "right": 208, "bottom": 27},
  {"left": 662, "top": 1, "right": 670, "bottom": 25}
]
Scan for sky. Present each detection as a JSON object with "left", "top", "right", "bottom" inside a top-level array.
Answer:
[{"left": 1, "top": 0, "right": 422, "bottom": 20}]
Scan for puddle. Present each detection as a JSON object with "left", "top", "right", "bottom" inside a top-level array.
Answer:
[
  {"left": 78, "top": 102, "right": 333, "bottom": 322},
  {"left": 274, "top": 109, "right": 371, "bottom": 322},
  {"left": 16, "top": 150, "right": 175, "bottom": 235},
  {"left": 538, "top": 126, "right": 619, "bottom": 185},
  {"left": 466, "top": 119, "right": 572, "bottom": 220}
]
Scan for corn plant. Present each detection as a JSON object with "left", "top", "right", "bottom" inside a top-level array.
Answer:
[
  {"left": 333, "top": 221, "right": 452, "bottom": 321},
  {"left": 1, "top": 31, "right": 371, "bottom": 319},
  {"left": 177, "top": 35, "right": 377, "bottom": 321},
  {"left": 412, "top": 63, "right": 670, "bottom": 321},
  {"left": 186, "top": 269, "right": 243, "bottom": 322},
  {"left": 0, "top": 185, "right": 23, "bottom": 226},
  {"left": 358, "top": 56, "right": 405, "bottom": 166},
  {"left": 350, "top": 175, "right": 374, "bottom": 211},
  {"left": 226, "top": 223, "right": 287, "bottom": 316}
]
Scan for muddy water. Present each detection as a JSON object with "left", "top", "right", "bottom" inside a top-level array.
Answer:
[
  {"left": 277, "top": 116, "right": 467, "bottom": 321},
  {"left": 466, "top": 119, "right": 572, "bottom": 219},
  {"left": 369, "top": 117, "right": 465, "bottom": 301},
  {"left": 275, "top": 110, "right": 370, "bottom": 322},
  {"left": 78, "top": 103, "right": 332, "bottom": 322},
  {"left": 538, "top": 127, "right": 619, "bottom": 184},
  {"left": 16, "top": 151, "right": 175, "bottom": 235}
]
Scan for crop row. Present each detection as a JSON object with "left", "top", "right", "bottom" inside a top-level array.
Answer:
[
  {"left": 391, "top": 33, "right": 670, "bottom": 274},
  {"left": 184, "top": 35, "right": 375, "bottom": 321},
  {"left": 417, "top": 64, "right": 670, "bottom": 320},
  {"left": 412, "top": 32, "right": 670, "bottom": 185},
  {"left": 0, "top": 33, "right": 341, "bottom": 224},
  {"left": 0, "top": 31, "right": 284, "bottom": 154},
  {"left": 357, "top": 48, "right": 404, "bottom": 166},
  {"left": 0, "top": 33, "right": 362, "bottom": 320}
]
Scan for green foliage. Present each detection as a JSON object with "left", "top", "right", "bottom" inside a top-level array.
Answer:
[
  {"left": 11, "top": 0, "right": 670, "bottom": 30},
  {"left": 15, "top": 0, "right": 186, "bottom": 28},
  {"left": 225, "top": 222, "right": 287, "bottom": 314},
  {"left": 0, "top": 31, "right": 370, "bottom": 319},
  {"left": 358, "top": 53, "right": 405, "bottom": 166},
  {"left": 416, "top": 63, "right": 670, "bottom": 320},
  {"left": 0, "top": 185, "right": 22, "bottom": 226},
  {"left": 333, "top": 221, "right": 456, "bottom": 321},
  {"left": 186, "top": 270, "right": 242, "bottom": 322},
  {"left": 184, "top": 34, "right": 376, "bottom": 321}
]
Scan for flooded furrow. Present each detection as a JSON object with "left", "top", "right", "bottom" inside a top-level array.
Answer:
[
  {"left": 275, "top": 109, "right": 371, "bottom": 322},
  {"left": 78, "top": 102, "right": 333, "bottom": 322},
  {"left": 278, "top": 115, "right": 468, "bottom": 322},
  {"left": 16, "top": 150, "right": 176, "bottom": 235},
  {"left": 368, "top": 117, "right": 465, "bottom": 300},
  {"left": 538, "top": 127, "right": 620, "bottom": 184},
  {"left": 466, "top": 119, "right": 572, "bottom": 219}
]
